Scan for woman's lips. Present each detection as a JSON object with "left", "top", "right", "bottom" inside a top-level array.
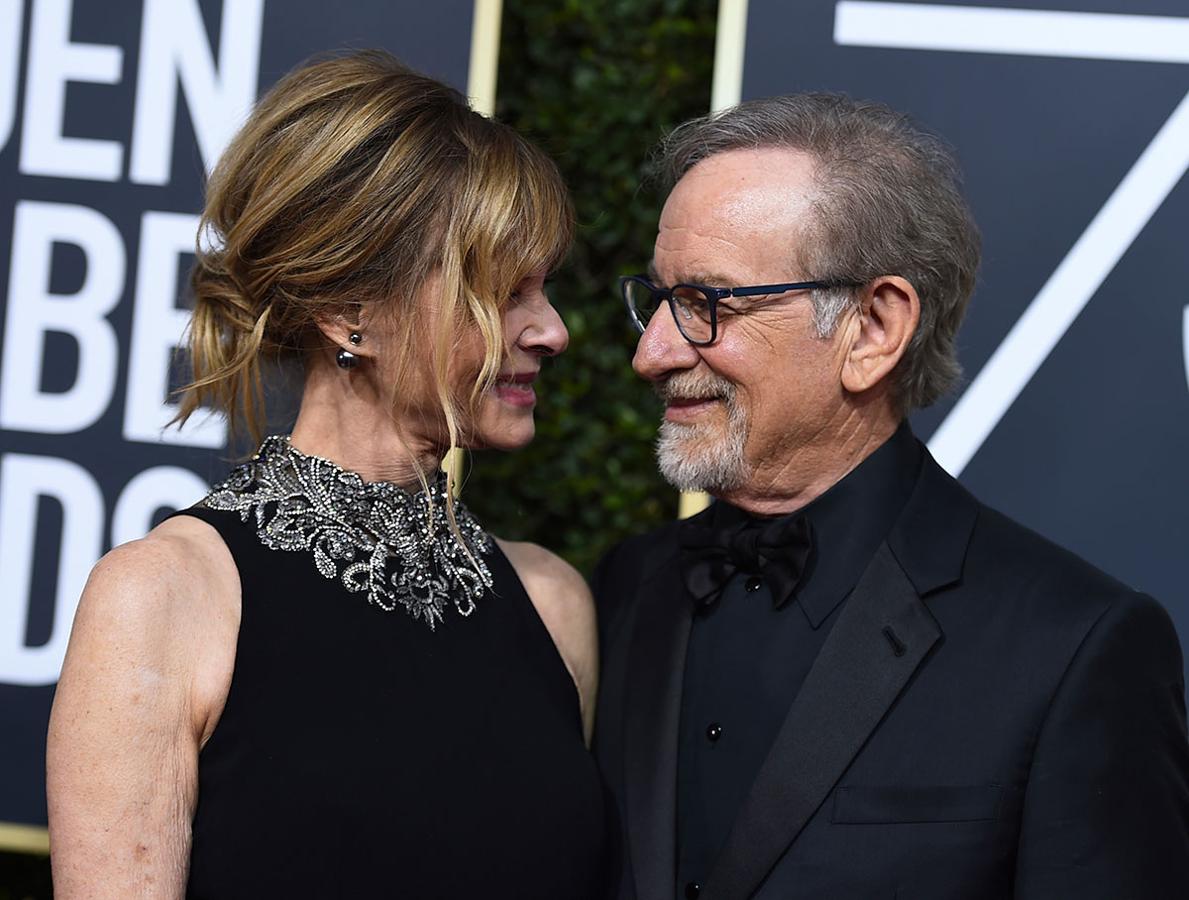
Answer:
[
  {"left": 494, "top": 373, "right": 537, "bottom": 408},
  {"left": 664, "top": 396, "right": 721, "bottom": 423}
]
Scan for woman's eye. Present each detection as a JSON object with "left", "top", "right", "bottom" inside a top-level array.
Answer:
[{"left": 510, "top": 276, "right": 552, "bottom": 305}]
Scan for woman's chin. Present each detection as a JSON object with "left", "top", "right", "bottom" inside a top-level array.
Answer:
[{"left": 469, "top": 423, "right": 536, "bottom": 452}]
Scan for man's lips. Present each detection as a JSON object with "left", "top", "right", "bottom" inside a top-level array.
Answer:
[{"left": 664, "top": 395, "right": 722, "bottom": 422}]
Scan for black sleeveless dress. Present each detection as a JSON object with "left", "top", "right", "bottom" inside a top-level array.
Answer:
[{"left": 172, "top": 437, "right": 607, "bottom": 899}]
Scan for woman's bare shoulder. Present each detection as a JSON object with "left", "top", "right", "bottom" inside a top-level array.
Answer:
[
  {"left": 48, "top": 514, "right": 241, "bottom": 895},
  {"left": 495, "top": 538, "right": 597, "bottom": 743},
  {"left": 495, "top": 538, "right": 590, "bottom": 603},
  {"left": 94, "top": 513, "right": 235, "bottom": 593},
  {"left": 81, "top": 515, "right": 239, "bottom": 641},
  {"left": 66, "top": 514, "right": 242, "bottom": 738}
]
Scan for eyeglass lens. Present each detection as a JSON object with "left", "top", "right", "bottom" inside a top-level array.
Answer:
[
  {"left": 624, "top": 279, "right": 653, "bottom": 332},
  {"left": 670, "top": 286, "right": 713, "bottom": 343},
  {"left": 625, "top": 279, "right": 715, "bottom": 344}
]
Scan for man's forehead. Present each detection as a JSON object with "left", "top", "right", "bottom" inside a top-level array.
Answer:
[
  {"left": 654, "top": 149, "right": 818, "bottom": 283},
  {"left": 666, "top": 177, "right": 816, "bottom": 228},
  {"left": 662, "top": 151, "right": 816, "bottom": 233},
  {"left": 670, "top": 146, "right": 817, "bottom": 207}
]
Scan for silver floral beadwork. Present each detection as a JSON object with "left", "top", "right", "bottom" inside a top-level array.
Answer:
[{"left": 199, "top": 435, "right": 494, "bottom": 630}]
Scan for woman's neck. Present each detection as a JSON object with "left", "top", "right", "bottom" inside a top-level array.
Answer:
[{"left": 288, "top": 365, "right": 441, "bottom": 489}]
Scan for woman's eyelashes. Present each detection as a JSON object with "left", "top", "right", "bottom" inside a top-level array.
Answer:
[{"left": 509, "top": 279, "right": 553, "bottom": 305}]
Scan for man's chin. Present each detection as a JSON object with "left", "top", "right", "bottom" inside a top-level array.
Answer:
[{"left": 655, "top": 431, "right": 748, "bottom": 494}]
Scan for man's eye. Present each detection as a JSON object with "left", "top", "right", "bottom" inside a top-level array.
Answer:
[
  {"left": 716, "top": 302, "right": 741, "bottom": 318},
  {"left": 673, "top": 290, "right": 712, "bottom": 320},
  {"left": 677, "top": 300, "right": 713, "bottom": 323}
]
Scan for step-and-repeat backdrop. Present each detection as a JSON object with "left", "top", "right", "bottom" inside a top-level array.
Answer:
[
  {"left": 0, "top": 0, "right": 489, "bottom": 841},
  {"left": 719, "top": 0, "right": 1188, "bottom": 674},
  {"left": 5, "top": 0, "right": 1188, "bottom": 848}
]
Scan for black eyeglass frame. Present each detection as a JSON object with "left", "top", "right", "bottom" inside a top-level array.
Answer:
[{"left": 619, "top": 274, "right": 861, "bottom": 346}]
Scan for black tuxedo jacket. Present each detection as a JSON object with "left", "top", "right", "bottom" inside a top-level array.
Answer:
[{"left": 592, "top": 449, "right": 1189, "bottom": 900}]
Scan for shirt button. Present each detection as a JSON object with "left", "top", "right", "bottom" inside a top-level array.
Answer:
[
  {"left": 745, "top": 575, "right": 763, "bottom": 593},
  {"left": 685, "top": 882, "right": 702, "bottom": 899},
  {"left": 706, "top": 722, "right": 723, "bottom": 742}
]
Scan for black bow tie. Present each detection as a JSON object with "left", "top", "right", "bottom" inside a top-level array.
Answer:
[{"left": 678, "top": 510, "right": 814, "bottom": 610}]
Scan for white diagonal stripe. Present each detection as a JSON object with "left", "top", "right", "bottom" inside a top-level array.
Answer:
[
  {"left": 1183, "top": 305, "right": 1189, "bottom": 393},
  {"left": 928, "top": 88, "right": 1189, "bottom": 474},
  {"left": 835, "top": 2, "right": 1189, "bottom": 64}
]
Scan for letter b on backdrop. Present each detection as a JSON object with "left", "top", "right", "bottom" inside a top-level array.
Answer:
[{"left": 0, "top": 0, "right": 487, "bottom": 837}]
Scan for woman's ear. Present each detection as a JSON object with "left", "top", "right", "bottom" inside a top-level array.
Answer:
[
  {"left": 840, "top": 275, "right": 920, "bottom": 395},
  {"left": 315, "top": 310, "right": 373, "bottom": 358}
]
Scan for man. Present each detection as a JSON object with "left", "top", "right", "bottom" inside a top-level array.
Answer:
[{"left": 592, "top": 93, "right": 1189, "bottom": 900}]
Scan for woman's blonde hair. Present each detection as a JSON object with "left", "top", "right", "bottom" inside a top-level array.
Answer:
[{"left": 172, "top": 51, "right": 573, "bottom": 491}]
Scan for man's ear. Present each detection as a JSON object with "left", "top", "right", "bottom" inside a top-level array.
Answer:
[{"left": 840, "top": 276, "right": 920, "bottom": 395}]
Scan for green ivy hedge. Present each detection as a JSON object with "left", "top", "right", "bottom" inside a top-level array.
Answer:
[{"left": 465, "top": 0, "right": 716, "bottom": 574}]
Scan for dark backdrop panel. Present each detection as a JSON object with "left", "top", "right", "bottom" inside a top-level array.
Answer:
[
  {"left": 0, "top": 0, "right": 477, "bottom": 833},
  {"left": 739, "top": 0, "right": 1189, "bottom": 680}
]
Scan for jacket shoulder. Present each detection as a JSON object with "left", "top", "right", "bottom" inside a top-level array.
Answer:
[
  {"left": 590, "top": 513, "right": 696, "bottom": 644},
  {"left": 943, "top": 498, "right": 1183, "bottom": 671},
  {"left": 596, "top": 521, "right": 681, "bottom": 575},
  {"left": 904, "top": 454, "right": 1168, "bottom": 648},
  {"left": 967, "top": 502, "right": 1135, "bottom": 599},
  {"left": 593, "top": 520, "right": 683, "bottom": 598}
]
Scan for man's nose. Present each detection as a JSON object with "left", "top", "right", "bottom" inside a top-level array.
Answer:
[{"left": 632, "top": 306, "right": 701, "bottom": 381}]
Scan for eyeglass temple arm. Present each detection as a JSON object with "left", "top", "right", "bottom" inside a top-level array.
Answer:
[{"left": 725, "top": 281, "right": 830, "bottom": 298}]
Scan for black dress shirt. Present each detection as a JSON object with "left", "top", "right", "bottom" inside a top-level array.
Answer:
[{"left": 675, "top": 424, "right": 923, "bottom": 896}]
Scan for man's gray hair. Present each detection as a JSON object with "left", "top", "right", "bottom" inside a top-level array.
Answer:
[{"left": 659, "top": 93, "right": 981, "bottom": 411}]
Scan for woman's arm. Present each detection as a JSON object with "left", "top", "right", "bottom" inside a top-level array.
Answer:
[
  {"left": 47, "top": 517, "right": 239, "bottom": 899},
  {"left": 496, "top": 539, "right": 598, "bottom": 746}
]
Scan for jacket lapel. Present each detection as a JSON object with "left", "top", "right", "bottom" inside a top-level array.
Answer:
[
  {"left": 623, "top": 544, "right": 694, "bottom": 900},
  {"left": 701, "top": 542, "right": 942, "bottom": 900}
]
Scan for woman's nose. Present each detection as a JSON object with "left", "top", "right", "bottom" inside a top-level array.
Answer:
[{"left": 519, "top": 301, "right": 569, "bottom": 356}]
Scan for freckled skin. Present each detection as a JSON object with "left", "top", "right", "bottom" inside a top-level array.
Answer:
[
  {"left": 47, "top": 527, "right": 235, "bottom": 898},
  {"left": 635, "top": 147, "right": 919, "bottom": 515},
  {"left": 46, "top": 271, "right": 599, "bottom": 897}
]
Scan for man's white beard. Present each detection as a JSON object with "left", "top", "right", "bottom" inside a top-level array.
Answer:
[{"left": 654, "top": 373, "right": 750, "bottom": 492}]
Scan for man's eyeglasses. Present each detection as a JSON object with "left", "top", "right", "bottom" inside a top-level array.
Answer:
[{"left": 619, "top": 275, "right": 859, "bottom": 346}]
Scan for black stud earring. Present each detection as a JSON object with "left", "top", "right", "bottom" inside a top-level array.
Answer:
[{"left": 336, "top": 333, "right": 362, "bottom": 369}]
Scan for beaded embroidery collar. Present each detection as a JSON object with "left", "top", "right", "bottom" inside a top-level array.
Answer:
[{"left": 199, "top": 435, "right": 494, "bottom": 630}]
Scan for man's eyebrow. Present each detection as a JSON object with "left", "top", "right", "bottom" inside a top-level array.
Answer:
[
  {"left": 644, "top": 262, "right": 745, "bottom": 287},
  {"left": 682, "top": 272, "right": 743, "bottom": 287}
]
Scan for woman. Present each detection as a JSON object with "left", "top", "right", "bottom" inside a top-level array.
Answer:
[{"left": 47, "top": 51, "right": 605, "bottom": 898}]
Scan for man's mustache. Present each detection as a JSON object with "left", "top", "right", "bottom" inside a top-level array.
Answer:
[{"left": 654, "top": 372, "right": 737, "bottom": 404}]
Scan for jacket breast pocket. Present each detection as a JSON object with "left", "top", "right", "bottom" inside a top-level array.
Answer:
[{"left": 831, "top": 784, "right": 1003, "bottom": 824}]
